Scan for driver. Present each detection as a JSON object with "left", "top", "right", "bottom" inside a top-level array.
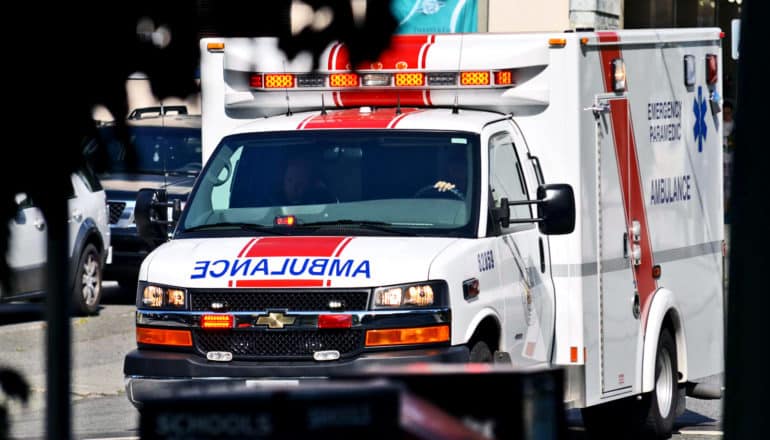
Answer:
[
  {"left": 277, "top": 156, "right": 336, "bottom": 205},
  {"left": 431, "top": 150, "right": 467, "bottom": 198}
]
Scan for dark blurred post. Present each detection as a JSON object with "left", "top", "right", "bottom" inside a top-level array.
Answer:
[
  {"left": 724, "top": 1, "right": 768, "bottom": 438},
  {"left": 40, "top": 182, "right": 72, "bottom": 440}
]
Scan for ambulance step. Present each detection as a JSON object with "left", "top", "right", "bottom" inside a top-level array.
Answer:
[{"left": 685, "top": 382, "right": 723, "bottom": 400}]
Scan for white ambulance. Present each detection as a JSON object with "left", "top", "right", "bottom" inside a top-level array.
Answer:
[{"left": 125, "top": 29, "right": 724, "bottom": 437}]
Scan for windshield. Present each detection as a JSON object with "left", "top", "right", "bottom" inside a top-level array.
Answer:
[
  {"left": 97, "top": 125, "right": 202, "bottom": 174},
  {"left": 180, "top": 130, "right": 480, "bottom": 237}
]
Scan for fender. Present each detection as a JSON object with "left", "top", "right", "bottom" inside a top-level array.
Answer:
[
  {"left": 461, "top": 307, "right": 502, "bottom": 345},
  {"left": 69, "top": 218, "right": 104, "bottom": 286},
  {"left": 641, "top": 288, "right": 688, "bottom": 393}
]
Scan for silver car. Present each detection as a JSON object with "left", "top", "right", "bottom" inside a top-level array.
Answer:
[{"left": 0, "top": 167, "right": 111, "bottom": 315}]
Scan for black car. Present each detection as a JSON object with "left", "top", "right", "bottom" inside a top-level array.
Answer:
[{"left": 92, "top": 113, "right": 201, "bottom": 288}]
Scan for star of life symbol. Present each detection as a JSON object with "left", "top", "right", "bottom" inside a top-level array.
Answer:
[{"left": 693, "top": 86, "right": 708, "bottom": 153}]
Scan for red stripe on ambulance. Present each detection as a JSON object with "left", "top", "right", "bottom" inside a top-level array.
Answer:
[
  {"left": 337, "top": 90, "right": 427, "bottom": 108},
  {"left": 598, "top": 32, "right": 658, "bottom": 328},
  {"left": 298, "top": 108, "right": 420, "bottom": 129},
  {"left": 329, "top": 35, "right": 434, "bottom": 71},
  {"left": 235, "top": 279, "right": 325, "bottom": 288},
  {"left": 244, "top": 236, "right": 347, "bottom": 258}
]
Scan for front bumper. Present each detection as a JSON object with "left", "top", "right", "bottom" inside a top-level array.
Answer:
[{"left": 124, "top": 345, "right": 469, "bottom": 405}]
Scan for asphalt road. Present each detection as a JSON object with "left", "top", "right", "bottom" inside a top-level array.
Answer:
[{"left": 0, "top": 282, "right": 724, "bottom": 439}]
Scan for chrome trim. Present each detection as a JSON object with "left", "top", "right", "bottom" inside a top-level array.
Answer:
[{"left": 135, "top": 308, "right": 450, "bottom": 329}]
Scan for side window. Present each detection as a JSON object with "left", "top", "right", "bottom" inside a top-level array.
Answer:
[
  {"left": 77, "top": 164, "right": 103, "bottom": 192},
  {"left": 210, "top": 146, "right": 243, "bottom": 210},
  {"left": 488, "top": 132, "right": 531, "bottom": 222}
]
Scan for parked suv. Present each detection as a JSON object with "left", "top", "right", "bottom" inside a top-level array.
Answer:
[
  {"left": 1, "top": 167, "right": 111, "bottom": 315},
  {"left": 93, "top": 110, "right": 201, "bottom": 288}
]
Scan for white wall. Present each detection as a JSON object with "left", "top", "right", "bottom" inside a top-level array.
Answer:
[{"left": 486, "top": 0, "right": 571, "bottom": 32}]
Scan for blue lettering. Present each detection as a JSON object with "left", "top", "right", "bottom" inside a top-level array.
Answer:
[
  {"left": 208, "top": 260, "right": 230, "bottom": 278},
  {"left": 230, "top": 259, "right": 251, "bottom": 276},
  {"left": 649, "top": 174, "right": 692, "bottom": 206},
  {"left": 328, "top": 259, "right": 353, "bottom": 277},
  {"left": 271, "top": 259, "right": 289, "bottom": 275},
  {"left": 191, "top": 261, "right": 210, "bottom": 279},
  {"left": 249, "top": 258, "right": 268, "bottom": 276},
  {"left": 289, "top": 258, "right": 309, "bottom": 275},
  {"left": 351, "top": 260, "right": 371, "bottom": 278},
  {"left": 309, "top": 259, "right": 329, "bottom": 276}
]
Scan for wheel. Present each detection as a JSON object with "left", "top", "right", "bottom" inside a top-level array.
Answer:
[
  {"left": 413, "top": 184, "right": 464, "bottom": 200},
  {"left": 581, "top": 329, "right": 678, "bottom": 440},
  {"left": 72, "top": 243, "right": 102, "bottom": 315},
  {"left": 640, "top": 328, "right": 678, "bottom": 438},
  {"left": 469, "top": 340, "right": 493, "bottom": 362}
]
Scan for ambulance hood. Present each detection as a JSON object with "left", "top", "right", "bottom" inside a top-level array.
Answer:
[{"left": 143, "top": 235, "right": 459, "bottom": 289}]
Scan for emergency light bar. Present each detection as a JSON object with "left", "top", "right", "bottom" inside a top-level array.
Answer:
[
  {"left": 219, "top": 34, "right": 553, "bottom": 117},
  {"left": 247, "top": 69, "right": 516, "bottom": 91}
]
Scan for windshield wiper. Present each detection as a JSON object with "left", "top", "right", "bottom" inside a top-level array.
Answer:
[
  {"left": 182, "top": 222, "right": 288, "bottom": 235},
  {"left": 296, "top": 219, "right": 415, "bottom": 236}
]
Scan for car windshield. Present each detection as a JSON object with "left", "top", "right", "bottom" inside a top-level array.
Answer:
[
  {"left": 180, "top": 130, "right": 480, "bottom": 237},
  {"left": 97, "top": 125, "right": 202, "bottom": 174}
]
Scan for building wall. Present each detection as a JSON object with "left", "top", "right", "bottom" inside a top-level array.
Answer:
[{"left": 483, "top": 0, "right": 621, "bottom": 32}]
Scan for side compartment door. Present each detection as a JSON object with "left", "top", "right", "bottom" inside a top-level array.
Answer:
[
  {"left": 595, "top": 95, "right": 652, "bottom": 394},
  {"left": 487, "top": 124, "right": 554, "bottom": 367}
]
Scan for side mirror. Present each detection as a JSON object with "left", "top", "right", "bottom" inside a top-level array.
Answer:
[
  {"left": 172, "top": 198, "right": 183, "bottom": 222},
  {"left": 536, "top": 184, "right": 575, "bottom": 235},
  {"left": 135, "top": 188, "right": 171, "bottom": 246},
  {"left": 494, "top": 198, "right": 511, "bottom": 228}
]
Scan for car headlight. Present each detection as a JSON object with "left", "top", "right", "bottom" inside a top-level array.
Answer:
[
  {"left": 138, "top": 283, "right": 187, "bottom": 309},
  {"left": 372, "top": 281, "right": 447, "bottom": 309}
]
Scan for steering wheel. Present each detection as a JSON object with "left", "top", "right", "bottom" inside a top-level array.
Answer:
[{"left": 413, "top": 184, "right": 464, "bottom": 201}]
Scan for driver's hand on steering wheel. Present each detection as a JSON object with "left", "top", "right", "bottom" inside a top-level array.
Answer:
[{"left": 433, "top": 180, "right": 456, "bottom": 192}]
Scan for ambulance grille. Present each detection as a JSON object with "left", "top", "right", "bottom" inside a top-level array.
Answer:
[
  {"left": 193, "top": 329, "right": 364, "bottom": 360},
  {"left": 189, "top": 289, "right": 370, "bottom": 312}
]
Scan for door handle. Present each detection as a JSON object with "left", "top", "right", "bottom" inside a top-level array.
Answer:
[{"left": 34, "top": 219, "right": 46, "bottom": 231}]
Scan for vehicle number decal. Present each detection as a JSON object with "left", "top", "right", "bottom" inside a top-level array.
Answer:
[{"left": 478, "top": 250, "right": 495, "bottom": 272}]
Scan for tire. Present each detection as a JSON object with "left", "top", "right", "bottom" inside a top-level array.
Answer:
[
  {"left": 469, "top": 340, "right": 493, "bottom": 362},
  {"left": 640, "top": 328, "right": 678, "bottom": 438},
  {"left": 581, "top": 329, "right": 678, "bottom": 440},
  {"left": 72, "top": 243, "right": 103, "bottom": 315}
]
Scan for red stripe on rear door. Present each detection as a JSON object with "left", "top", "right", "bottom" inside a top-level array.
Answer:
[
  {"left": 598, "top": 32, "right": 658, "bottom": 328},
  {"left": 244, "top": 236, "right": 346, "bottom": 258},
  {"left": 597, "top": 32, "right": 621, "bottom": 92}
]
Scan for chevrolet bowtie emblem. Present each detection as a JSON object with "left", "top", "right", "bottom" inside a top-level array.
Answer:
[{"left": 256, "top": 312, "right": 296, "bottom": 329}]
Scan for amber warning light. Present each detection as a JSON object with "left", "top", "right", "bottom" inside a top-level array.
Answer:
[
  {"left": 201, "top": 314, "right": 234, "bottom": 329},
  {"left": 275, "top": 215, "right": 297, "bottom": 226}
]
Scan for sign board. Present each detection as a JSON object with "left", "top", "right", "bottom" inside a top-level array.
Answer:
[{"left": 392, "top": 0, "right": 478, "bottom": 34}]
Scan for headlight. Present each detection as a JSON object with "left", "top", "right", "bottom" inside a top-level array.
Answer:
[
  {"left": 138, "top": 283, "right": 187, "bottom": 309},
  {"left": 372, "top": 281, "right": 446, "bottom": 309}
]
